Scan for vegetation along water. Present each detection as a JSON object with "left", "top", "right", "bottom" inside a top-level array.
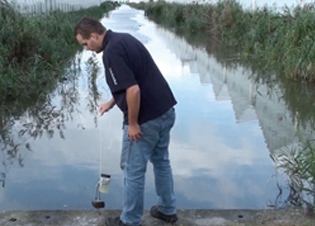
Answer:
[
  {"left": 129, "top": 0, "right": 315, "bottom": 83},
  {"left": 0, "top": 0, "right": 119, "bottom": 103}
]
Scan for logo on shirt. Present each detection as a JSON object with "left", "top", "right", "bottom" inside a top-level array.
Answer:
[{"left": 109, "top": 67, "right": 117, "bottom": 85}]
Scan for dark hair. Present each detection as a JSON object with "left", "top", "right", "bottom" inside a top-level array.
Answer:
[{"left": 74, "top": 17, "right": 106, "bottom": 39}]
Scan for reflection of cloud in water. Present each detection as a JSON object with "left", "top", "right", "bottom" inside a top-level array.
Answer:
[
  {"left": 130, "top": 10, "right": 272, "bottom": 209},
  {"left": 0, "top": 6, "right": 281, "bottom": 210},
  {"left": 26, "top": 107, "right": 123, "bottom": 173},
  {"left": 168, "top": 122, "right": 270, "bottom": 208},
  {"left": 100, "top": 5, "right": 150, "bottom": 44}
]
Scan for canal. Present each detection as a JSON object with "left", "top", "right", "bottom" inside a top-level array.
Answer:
[{"left": 1, "top": 5, "right": 314, "bottom": 211}]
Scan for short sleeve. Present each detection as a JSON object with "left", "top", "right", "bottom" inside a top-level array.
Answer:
[{"left": 103, "top": 53, "right": 137, "bottom": 94}]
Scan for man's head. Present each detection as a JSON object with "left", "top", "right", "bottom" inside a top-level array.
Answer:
[{"left": 74, "top": 17, "right": 106, "bottom": 53}]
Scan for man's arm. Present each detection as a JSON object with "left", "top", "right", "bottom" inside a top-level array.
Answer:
[{"left": 126, "top": 84, "right": 142, "bottom": 141}]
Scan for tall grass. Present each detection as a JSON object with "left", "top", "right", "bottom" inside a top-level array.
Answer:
[
  {"left": 0, "top": 0, "right": 119, "bottom": 102},
  {"left": 129, "top": 0, "right": 315, "bottom": 83}
]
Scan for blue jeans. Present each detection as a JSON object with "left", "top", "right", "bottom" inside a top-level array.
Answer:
[{"left": 120, "top": 108, "right": 176, "bottom": 226}]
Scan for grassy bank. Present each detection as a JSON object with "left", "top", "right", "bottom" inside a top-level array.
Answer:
[
  {"left": 129, "top": 0, "right": 315, "bottom": 83},
  {"left": 0, "top": 0, "right": 119, "bottom": 102}
]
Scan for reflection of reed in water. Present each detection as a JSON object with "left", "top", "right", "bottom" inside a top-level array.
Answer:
[
  {"left": 85, "top": 53, "right": 102, "bottom": 128},
  {"left": 271, "top": 141, "right": 315, "bottom": 210},
  {"left": 0, "top": 52, "right": 102, "bottom": 188}
]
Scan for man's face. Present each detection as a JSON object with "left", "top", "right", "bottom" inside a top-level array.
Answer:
[{"left": 76, "top": 33, "right": 102, "bottom": 53}]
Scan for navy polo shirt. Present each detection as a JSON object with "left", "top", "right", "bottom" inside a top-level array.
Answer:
[{"left": 102, "top": 30, "right": 177, "bottom": 125}]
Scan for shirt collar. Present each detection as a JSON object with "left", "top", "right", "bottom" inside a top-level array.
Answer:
[{"left": 102, "top": 29, "right": 113, "bottom": 50}]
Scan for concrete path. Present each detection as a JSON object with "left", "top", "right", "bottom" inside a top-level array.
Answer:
[{"left": 0, "top": 208, "right": 314, "bottom": 226}]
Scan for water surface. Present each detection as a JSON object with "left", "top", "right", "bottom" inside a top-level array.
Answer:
[{"left": 1, "top": 5, "right": 314, "bottom": 211}]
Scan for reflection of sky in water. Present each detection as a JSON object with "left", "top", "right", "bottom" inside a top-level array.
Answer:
[{"left": 0, "top": 5, "right": 288, "bottom": 211}]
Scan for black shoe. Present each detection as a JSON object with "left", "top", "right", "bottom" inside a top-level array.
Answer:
[
  {"left": 150, "top": 205, "right": 178, "bottom": 223},
  {"left": 105, "top": 217, "right": 127, "bottom": 226}
]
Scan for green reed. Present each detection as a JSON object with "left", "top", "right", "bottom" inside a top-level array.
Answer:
[{"left": 129, "top": 0, "right": 315, "bottom": 83}]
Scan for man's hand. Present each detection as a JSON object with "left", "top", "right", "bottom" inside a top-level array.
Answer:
[
  {"left": 99, "top": 98, "right": 115, "bottom": 116},
  {"left": 128, "top": 124, "right": 142, "bottom": 141}
]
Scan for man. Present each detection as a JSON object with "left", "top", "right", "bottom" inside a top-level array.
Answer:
[{"left": 74, "top": 17, "right": 178, "bottom": 226}]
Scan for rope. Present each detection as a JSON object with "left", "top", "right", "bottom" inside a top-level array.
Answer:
[
  {"left": 99, "top": 108, "right": 113, "bottom": 176},
  {"left": 99, "top": 118, "right": 102, "bottom": 176}
]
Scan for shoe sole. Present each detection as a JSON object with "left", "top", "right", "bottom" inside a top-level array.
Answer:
[{"left": 150, "top": 206, "right": 178, "bottom": 223}]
